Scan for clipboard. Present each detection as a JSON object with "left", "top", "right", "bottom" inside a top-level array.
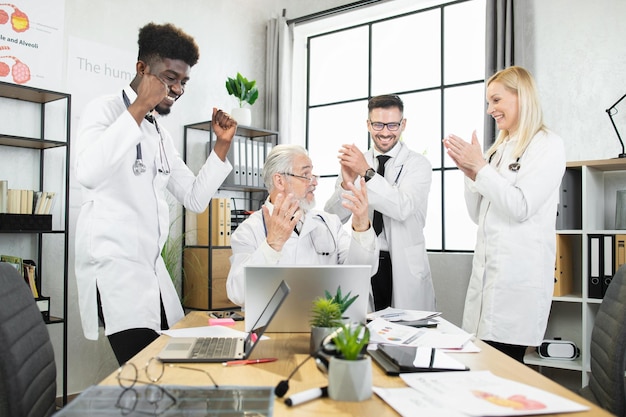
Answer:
[{"left": 370, "top": 344, "right": 469, "bottom": 375}]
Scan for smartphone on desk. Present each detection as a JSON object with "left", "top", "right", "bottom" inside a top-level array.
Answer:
[{"left": 208, "top": 310, "right": 244, "bottom": 321}]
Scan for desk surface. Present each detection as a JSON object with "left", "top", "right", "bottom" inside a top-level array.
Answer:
[{"left": 98, "top": 312, "right": 610, "bottom": 417}]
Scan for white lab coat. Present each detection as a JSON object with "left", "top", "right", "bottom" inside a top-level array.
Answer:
[
  {"left": 75, "top": 86, "right": 232, "bottom": 341},
  {"left": 226, "top": 201, "right": 379, "bottom": 306},
  {"left": 324, "top": 141, "right": 436, "bottom": 311},
  {"left": 462, "top": 129, "right": 566, "bottom": 347}
]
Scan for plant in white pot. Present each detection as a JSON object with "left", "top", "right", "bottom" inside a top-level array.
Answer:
[
  {"left": 225, "top": 72, "right": 258, "bottom": 126},
  {"left": 328, "top": 322, "right": 372, "bottom": 402}
]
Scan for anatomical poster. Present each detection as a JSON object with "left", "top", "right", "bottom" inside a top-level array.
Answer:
[{"left": 0, "top": 0, "right": 65, "bottom": 90}]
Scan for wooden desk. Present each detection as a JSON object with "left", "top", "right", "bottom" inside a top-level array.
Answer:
[{"left": 99, "top": 312, "right": 611, "bottom": 416}]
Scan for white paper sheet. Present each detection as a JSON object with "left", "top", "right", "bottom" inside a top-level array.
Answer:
[{"left": 397, "top": 371, "right": 589, "bottom": 416}]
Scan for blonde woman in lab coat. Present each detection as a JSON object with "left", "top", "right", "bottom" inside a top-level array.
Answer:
[{"left": 443, "top": 66, "right": 566, "bottom": 362}]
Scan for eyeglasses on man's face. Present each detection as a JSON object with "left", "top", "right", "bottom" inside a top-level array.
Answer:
[
  {"left": 281, "top": 172, "right": 318, "bottom": 184},
  {"left": 369, "top": 119, "right": 403, "bottom": 131}
]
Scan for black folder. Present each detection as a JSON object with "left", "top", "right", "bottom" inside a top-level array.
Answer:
[{"left": 369, "top": 345, "right": 469, "bottom": 375}]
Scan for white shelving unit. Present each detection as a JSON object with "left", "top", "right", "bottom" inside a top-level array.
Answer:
[{"left": 525, "top": 159, "right": 626, "bottom": 388}]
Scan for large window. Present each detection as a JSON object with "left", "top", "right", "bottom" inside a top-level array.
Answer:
[{"left": 294, "top": 0, "right": 486, "bottom": 251}]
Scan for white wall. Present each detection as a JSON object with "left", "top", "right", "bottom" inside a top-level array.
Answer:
[
  {"left": 3, "top": 0, "right": 624, "bottom": 397},
  {"left": 520, "top": 0, "right": 626, "bottom": 162}
]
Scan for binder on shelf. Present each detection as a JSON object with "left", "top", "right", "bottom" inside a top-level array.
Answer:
[
  {"left": 588, "top": 234, "right": 603, "bottom": 299},
  {"left": 246, "top": 139, "right": 254, "bottom": 186},
  {"left": 554, "top": 234, "right": 574, "bottom": 296},
  {"left": 196, "top": 207, "right": 209, "bottom": 246},
  {"left": 615, "top": 234, "right": 626, "bottom": 272},
  {"left": 223, "top": 198, "right": 232, "bottom": 246},
  {"left": 211, "top": 198, "right": 226, "bottom": 246},
  {"left": 253, "top": 141, "right": 261, "bottom": 187},
  {"left": 233, "top": 137, "right": 242, "bottom": 186},
  {"left": 258, "top": 141, "right": 266, "bottom": 188},
  {"left": 602, "top": 234, "right": 615, "bottom": 296},
  {"left": 556, "top": 169, "right": 582, "bottom": 230}
]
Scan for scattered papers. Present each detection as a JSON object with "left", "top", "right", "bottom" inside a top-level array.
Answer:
[
  {"left": 375, "top": 371, "right": 589, "bottom": 417},
  {"left": 368, "top": 307, "right": 441, "bottom": 322},
  {"left": 367, "top": 318, "right": 473, "bottom": 350}
]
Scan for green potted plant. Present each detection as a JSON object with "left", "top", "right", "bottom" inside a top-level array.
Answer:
[
  {"left": 225, "top": 72, "right": 258, "bottom": 126},
  {"left": 309, "top": 297, "right": 342, "bottom": 354},
  {"left": 328, "top": 323, "right": 372, "bottom": 402},
  {"left": 324, "top": 286, "right": 359, "bottom": 319},
  {"left": 309, "top": 286, "right": 360, "bottom": 354}
]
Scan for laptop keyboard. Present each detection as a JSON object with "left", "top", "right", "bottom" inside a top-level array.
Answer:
[{"left": 191, "top": 337, "right": 239, "bottom": 359}]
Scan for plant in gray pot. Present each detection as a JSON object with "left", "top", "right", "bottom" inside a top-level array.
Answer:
[
  {"left": 328, "top": 323, "right": 372, "bottom": 402},
  {"left": 309, "top": 286, "right": 359, "bottom": 354},
  {"left": 309, "top": 297, "right": 342, "bottom": 355}
]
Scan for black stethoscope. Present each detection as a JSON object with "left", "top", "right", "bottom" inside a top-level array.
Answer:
[
  {"left": 488, "top": 151, "right": 522, "bottom": 172},
  {"left": 122, "top": 91, "right": 171, "bottom": 176},
  {"left": 262, "top": 211, "right": 337, "bottom": 256}
]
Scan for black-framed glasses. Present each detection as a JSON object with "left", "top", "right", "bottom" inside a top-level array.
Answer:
[
  {"left": 117, "top": 357, "right": 219, "bottom": 389},
  {"left": 280, "top": 172, "right": 318, "bottom": 184},
  {"left": 369, "top": 119, "right": 403, "bottom": 131}
]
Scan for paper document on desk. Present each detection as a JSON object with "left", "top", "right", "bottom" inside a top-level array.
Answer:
[
  {"left": 367, "top": 307, "right": 441, "bottom": 322},
  {"left": 393, "top": 371, "right": 589, "bottom": 416},
  {"left": 367, "top": 318, "right": 472, "bottom": 349}
]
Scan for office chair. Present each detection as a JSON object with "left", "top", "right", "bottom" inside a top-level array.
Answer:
[
  {"left": 0, "top": 262, "right": 57, "bottom": 417},
  {"left": 579, "top": 264, "right": 626, "bottom": 417}
]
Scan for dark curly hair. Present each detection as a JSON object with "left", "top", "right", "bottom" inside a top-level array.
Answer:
[{"left": 137, "top": 22, "right": 199, "bottom": 67}]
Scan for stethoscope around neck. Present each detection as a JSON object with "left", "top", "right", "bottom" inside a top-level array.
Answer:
[
  {"left": 122, "top": 91, "right": 170, "bottom": 176},
  {"left": 488, "top": 152, "right": 522, "bottom": 172},
  {"left": 262, "top": 211, "right": 337, "bottom": 256}
]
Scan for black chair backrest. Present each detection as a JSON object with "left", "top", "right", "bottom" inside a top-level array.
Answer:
[
  {"left": 0, "top": 262, "right": 56, "bottom": 417},
  {"left": 587, "top": 263, "right": 626, "bottom": 417}
]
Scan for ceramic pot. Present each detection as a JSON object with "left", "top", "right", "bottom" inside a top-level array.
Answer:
[
  {"left": 328, "top": 355, "right": 372, "bottom": 402},
  {"left": 310, "top": 326, "right": 336, "bottom": 355},
  {"left": 230, "top": 107, "right": 251, "bottom": 126}
]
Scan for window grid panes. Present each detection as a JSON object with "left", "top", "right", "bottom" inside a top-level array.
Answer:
[{"left": 305, "top": 0, "right": 485, "bottom": 251}]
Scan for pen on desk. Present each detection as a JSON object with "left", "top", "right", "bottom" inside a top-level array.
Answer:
[
  {"left": 222, "top": 358, "right": 277, "bottom": 366},
  {"left": 284, "top": 386, "right": 328, "bottom": 407},
  {"left": 429, "top": 347, "right": 436, "bottom": 368}
]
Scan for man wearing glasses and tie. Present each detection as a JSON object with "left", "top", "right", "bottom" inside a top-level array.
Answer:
[
  {"left": 226, "top": 144, "right": 379, "bottom": 306},
  {"left": 325, "top": 94, "right": 436, "bottom": 312}
]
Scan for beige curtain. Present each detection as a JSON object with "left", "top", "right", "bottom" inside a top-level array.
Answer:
[{"left": 265, "top": 15, "right": 292, "bottom": 143}]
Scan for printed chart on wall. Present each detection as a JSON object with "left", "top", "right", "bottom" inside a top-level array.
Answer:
[{"left": 0, "top": 0, "right": 65, "bottom": 90}]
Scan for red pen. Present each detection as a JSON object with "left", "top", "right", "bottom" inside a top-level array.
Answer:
[{"left": 222, "top": 358, "right": 277, "bottom": 366}]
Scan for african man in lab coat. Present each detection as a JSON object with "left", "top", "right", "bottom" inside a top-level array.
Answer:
[
  {"left": 226, "top": 144, "right": 379, "bottom": 307},
  {"left": 325, "top": 94, "right": 436, "bottom": 312},
  {"left": 75, "top": 23, "right": 237, "bottom": 365}
]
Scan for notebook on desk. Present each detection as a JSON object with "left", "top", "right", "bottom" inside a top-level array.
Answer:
[
  {"left": 244, "top": 265, "right": 371, "bottom": 332},
  {"left": 158, "top": 280, "right": 290, "bottom": 363}
]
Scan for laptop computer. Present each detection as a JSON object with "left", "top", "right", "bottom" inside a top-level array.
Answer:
[
  {"left": 244, "top": 265, "right": 371, "bottom": 332},
  {"left": 158, "top": 280, "right": 290, "bottom": 363}
]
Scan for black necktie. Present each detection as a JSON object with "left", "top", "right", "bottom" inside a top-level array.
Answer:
[{"left": 373, "top": 155, "right": 390, "bottom": 236}]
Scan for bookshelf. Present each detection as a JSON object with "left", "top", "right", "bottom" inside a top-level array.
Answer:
[
  {"left": 524, "top": 159, "right": 626, "bottom": 388},
  {"left": 181, "top": 121, "right": 278, "bottom": 310},
  {"left": 0, "top": 81, "right": 69, "bottom": 403}
]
